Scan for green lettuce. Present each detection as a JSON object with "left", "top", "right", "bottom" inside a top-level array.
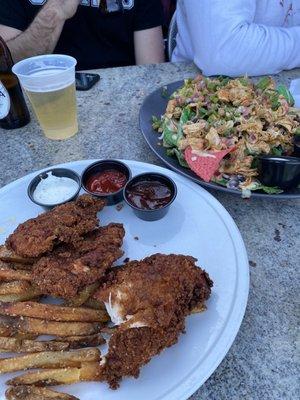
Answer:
[
  {"left": 162, "top": 120, "right": 178, "bottom": 147},
  {"left": 256, "top": 77, "right": 273, "bottom": 91},
  {"left": 247, "top": 181, "right": 284, "bottom": 194},
  {"left": 211, "top": 177, "right": 228, "bottom": 187},
  {"left": 152, "top": 115, "right": 162, "bottom": 130},
  {"left": 276, "top": 85, "right": 295, "bottom": 106},
  {"left": 166, "top": 148, "right": 189, "bottom": 168},
  {"left": 271, "top": 146, "right": 284, "bottom": 156}
]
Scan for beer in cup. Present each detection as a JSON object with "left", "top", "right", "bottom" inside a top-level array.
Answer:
[{"left": 12, "top": 55, "right": 78, "bottom": 140}]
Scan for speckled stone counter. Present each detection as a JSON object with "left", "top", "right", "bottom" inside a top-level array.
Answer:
[{"left": 0, "top": 62, "right": 299, "bottom": 400}]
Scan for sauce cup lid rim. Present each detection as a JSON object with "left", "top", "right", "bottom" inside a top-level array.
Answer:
[{"left": 258, "top": 155, "right": 300, "bottom": 162}]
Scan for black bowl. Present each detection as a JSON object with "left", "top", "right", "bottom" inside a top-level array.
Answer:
[
  {"left": 28, "top": 168, "right": 81, "bottom": 209},
  {"left": 257, "top": 156, "right": 300, "bottom": 190},
  {"left": 81, "top": 160, "right": 131, "bottom": 205},
  {"left": 123, "top": 172, "right": 177, "bottom": 221}
]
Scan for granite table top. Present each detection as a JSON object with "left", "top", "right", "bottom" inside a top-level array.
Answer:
[{"left": 0, "top": 62, "right": 299, "bottom": 400}]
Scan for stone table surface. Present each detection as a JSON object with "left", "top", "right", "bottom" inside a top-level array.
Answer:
[{"left": 0, "top": 62, "right": 299, "bottom": 400}]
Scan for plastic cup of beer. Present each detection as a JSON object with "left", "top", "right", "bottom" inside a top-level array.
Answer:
[{"left": 12, "top": 54, "right": 78, "bottom": 140}]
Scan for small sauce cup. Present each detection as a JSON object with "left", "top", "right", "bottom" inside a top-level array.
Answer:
[
  {"left": 257, "top": 155, "right": 300, "bottom": 190},
  {"left": 81, "top": 160, "right": 131, "bottom": 205},
  {"left": 124, "top": 172, "right": 177, "bottom": 221},
  {"left": 293, "top": 135, "right": 300, "bottom": 158},
  {"left": 28, "top": 168, "right": 81, "bottom": 209}
]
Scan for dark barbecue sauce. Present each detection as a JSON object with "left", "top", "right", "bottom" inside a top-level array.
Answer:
[
  {"left": 86, "top": 170, "right": 127, "bottom": 194},
  {"left": 126, "top": 180, "right": 172, "bottom": 210}
]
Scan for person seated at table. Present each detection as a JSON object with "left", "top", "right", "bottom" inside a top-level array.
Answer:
[
  {"left": 0, "top": 0, "right": 165, "bottom": 70},
  {"left": 161, "top": 0, "right": 177, "bottom": 38},
  {"left": 172, "top": 0, "right": 300, "bottom": 77}
]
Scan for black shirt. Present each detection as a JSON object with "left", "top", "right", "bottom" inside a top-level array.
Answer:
[{"left": 0, "top": 0, "right": 163, "bottom": 69}]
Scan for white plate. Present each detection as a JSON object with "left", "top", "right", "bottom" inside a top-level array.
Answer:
[{"left": 0, "top": 160, "right": 249, "bottom": 400}]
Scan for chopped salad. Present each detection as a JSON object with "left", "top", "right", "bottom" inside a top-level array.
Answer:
[{"left": 153, "top": 75, "right": 300, "bottom": 196}]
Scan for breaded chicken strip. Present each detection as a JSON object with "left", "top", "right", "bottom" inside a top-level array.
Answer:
[
  {"left": 32, "top": 224, "right": 125, "bottom": 298},
  {"left": 96, "top": 254, "right": 212, "bottom": 330},
  {"left": 95, "top": 254, "right": 213, "bottom": 388},
  {"left": 102, "top": 319, "right": 185, "bottom": 389},
  {"left": 6, "top": 195, "right": 106, "bottom": 258}
]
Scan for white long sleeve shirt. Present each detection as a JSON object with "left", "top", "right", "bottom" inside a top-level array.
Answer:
[{"left": 172, "top": 0, "right": 300, "bottom": 76}]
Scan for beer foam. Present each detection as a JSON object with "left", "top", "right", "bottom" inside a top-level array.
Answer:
[
  {"left": 12, "top": 55, "right": 77, "bottom": 93},
  {"left": 29, "top": 68, "right": 65, "bottom": 77}
]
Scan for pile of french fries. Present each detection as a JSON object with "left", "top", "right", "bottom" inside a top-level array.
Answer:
[{"left": 0, "top": 245, "right": 109, "bottom": 400}]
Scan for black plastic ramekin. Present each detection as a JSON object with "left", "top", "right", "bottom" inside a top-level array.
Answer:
[
  {"left": 81, "top": 160, "right": 131, "bottom": 206},
  {"left": 257, "top": 155, "right": 300, "bottom": 190},
  {"left": 27, "top": 168, "right": 81, "bottom": 209},
  {"left": 123, "top": 172, "right": 177, "bottom": 221}
]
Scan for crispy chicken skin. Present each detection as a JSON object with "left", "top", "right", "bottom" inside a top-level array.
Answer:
[
  {"left": 95, "top": 254, "right": 213, "bottom": 388},
  {"left": 32, "top": 224, "right": 125, "bottom": 298},
  {"left": 6, "top": 195, "right": 106, "bottom": 258}
]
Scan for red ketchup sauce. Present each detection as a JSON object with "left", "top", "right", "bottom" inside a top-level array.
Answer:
[
  {"left": 86, "top": 170, "right": 127, "bottom": 194},
  {"left": 126, "top": 180, "right": 172, "bottom": 210}
]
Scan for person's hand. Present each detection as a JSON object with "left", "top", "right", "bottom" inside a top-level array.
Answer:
[{"left": 46, "top": 0, "right": 81, "bottom": 21}]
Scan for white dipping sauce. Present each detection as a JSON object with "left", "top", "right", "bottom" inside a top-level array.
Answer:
[{"left": 33, "top": 172, "right": 78, "bottom": 205}]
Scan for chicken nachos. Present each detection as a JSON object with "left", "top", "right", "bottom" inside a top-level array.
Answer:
[{"left": 153, "top": 75, "right": 300, "bottom": 196}]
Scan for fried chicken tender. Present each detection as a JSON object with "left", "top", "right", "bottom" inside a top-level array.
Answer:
[
  {"left": 95, "top": 254, "right": 213, "bottom": 388},
  {"left": 6, "top": 195, "right": 106, "bottom": 258},
  {"left": 96, "top": 254, "right": 212, "bottom": 330},
  {"left": 102, "top": 319, "right": 185, "bottom": 388},
  {"left": 32, "top": 223, "right": 125, "bottom": 298}
]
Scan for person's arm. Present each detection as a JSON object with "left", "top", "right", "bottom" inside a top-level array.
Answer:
[
  {"left": 134, "top": 26, "right": 165, "bottom": 65},
  {"left": 0, "top": 0, "right": 81, "bottom": 63},
  {"left": 174, "top": 0, "right": 300, "bottom": 77},
  {"left": 133, "top": 0, "right": 165, "bottom": 65},
  {"left": 0, "top": 25, "right": 21, "bottom": 41}
]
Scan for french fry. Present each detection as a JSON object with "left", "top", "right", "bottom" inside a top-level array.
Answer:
[
  {"left": 65, "top": 283, "right": 99, "bottom": 307},
  {"left": 6, "top": 386, "right": 79, "bottom": 400},
  {"left": 0, "top": 246, "right": 34, "bottom": 265},
  {"left": 101, "top": 326, "right": 117, "bottom": 335},
  {"left": 0, "top": 260, "right": 33, "bottom": 271},
  {"left": 0, "top": 333, "right": 105, "bottom": 353},
  {"left": 0, "top": 291, "right": 41, "bottom": 303},
  {"left": 0, "top": 324, "right": 14, "bottom": 337},
  {"left": 0, "top": 348, "right": 101, "bottom": 373},
  {"left": 0, "top": 324, "right": 38, "bottom": 339},
  {"left": 7, "top": 367, "right": 81, "bottom": 386},
  {"left": 57, "top": 333, "right": 105, "bottom": 348},
  {"left": 0, "top": 336, "right": 69, "bottom": 353},
  {"left": 0, "top": 294, "right": 40, "bottom": 303},
  {"left": 0, "top": 301, "right": 109, "bottom": 322},
  {"left": 0, "top": 268, "right": 32, "bottom": 282},
  {"left": 7, "top": 362, "right": 103, "bottom": 386},
  {"left": 12, "top": 332, "right": 38, "bottom": 340},
  {"left": 190, "top": 303, "right": 207, "bottom": 314},
  {"left": 0, "top": 281, "right": 32, "bottom": 295},
  {"left": 0, "top": 315, "right": 102, "bottom": 337},
  {"left": 79, "top": 361, "right": 103, "bottom": 380},
  {"left": 84, "top": 297, "right": 107, "bottom": 311}
]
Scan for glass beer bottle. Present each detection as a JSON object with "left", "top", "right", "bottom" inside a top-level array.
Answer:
[{"left": 0, "top": 36, "right": 30, "bottom": 130}]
